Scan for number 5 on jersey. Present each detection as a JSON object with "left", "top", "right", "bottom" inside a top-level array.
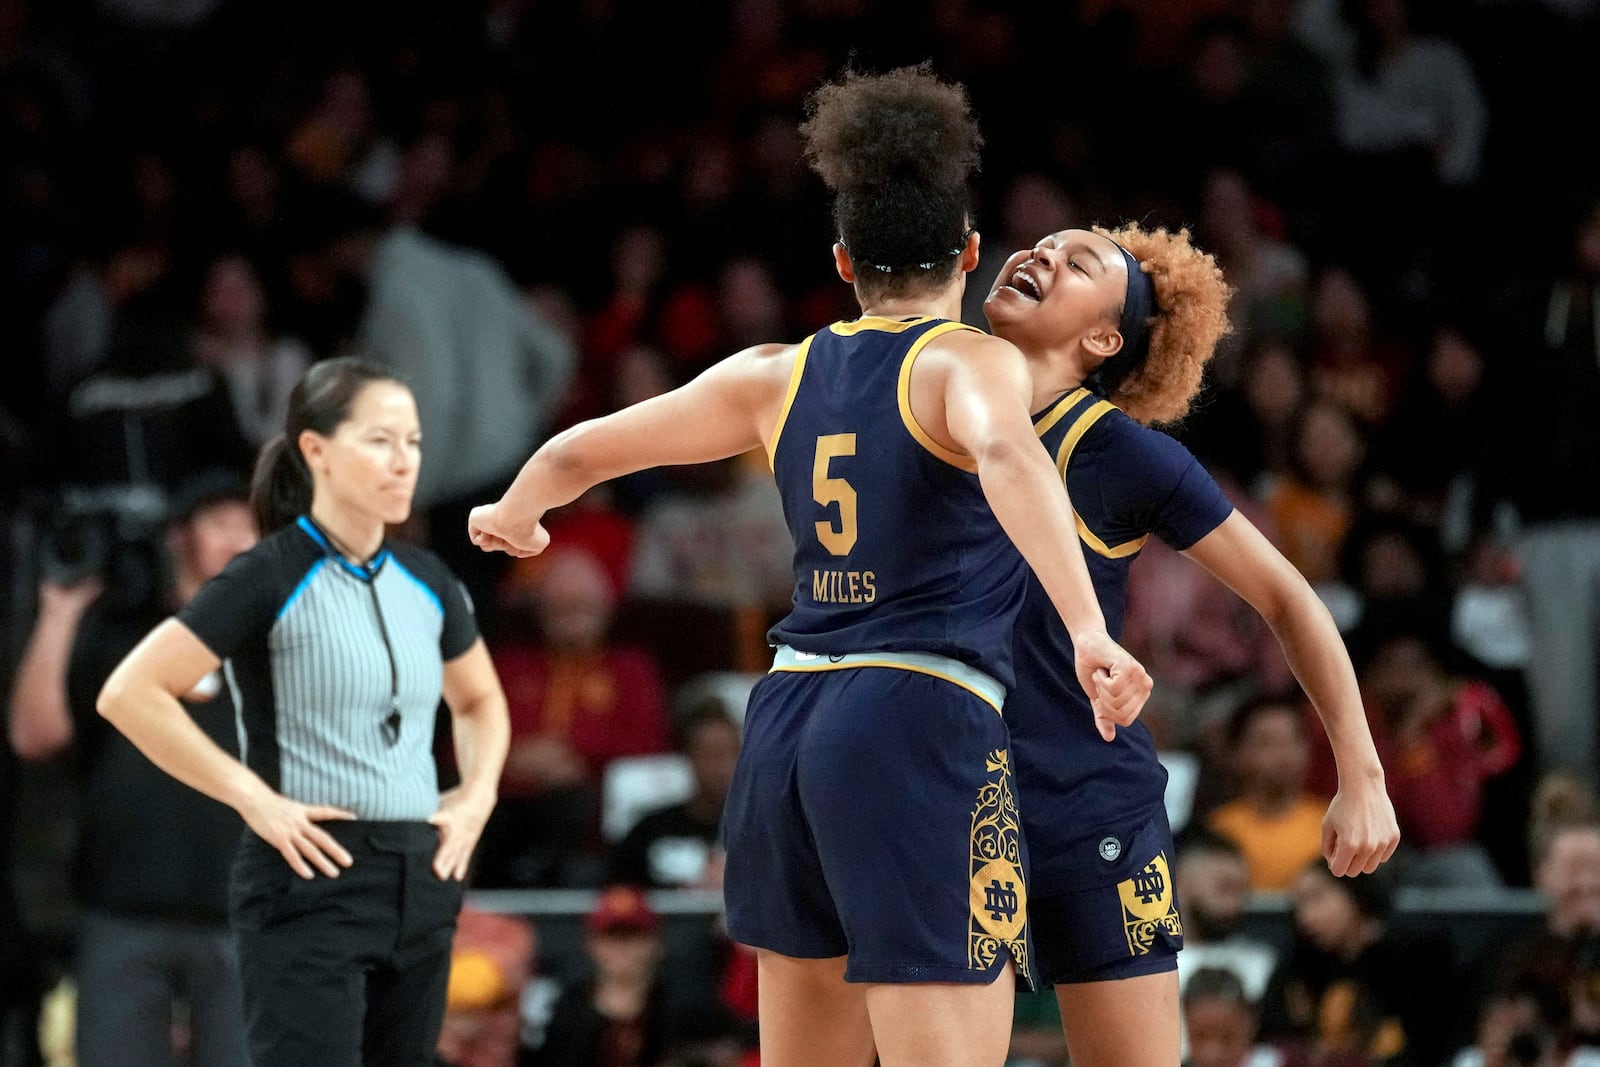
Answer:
[{"left": 812, "top": 433, "right": 857, "bottom": 556}]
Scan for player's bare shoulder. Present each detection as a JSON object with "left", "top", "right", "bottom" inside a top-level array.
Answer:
[
  {"left": 727, "top": 341, "right": 803, "bottom": 386},
  {"left": 936, "top": 325, "right": 1025, "bottom": 363},
  {"left": 921, "top": 324, "right": 1030, "bottom": 392},
  {"left": 711, "top": 340, "right": 808, "bottom": 441}
]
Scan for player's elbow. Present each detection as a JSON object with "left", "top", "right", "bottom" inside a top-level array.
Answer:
[
  {"left": 1262, "top": 569, "right": 1325, "bottom": 633},
  {"left": 539, "top": 423, "right": 600, "bottom": 483}
]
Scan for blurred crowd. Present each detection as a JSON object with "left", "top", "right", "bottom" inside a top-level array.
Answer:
[{"left": 3, "top": 0, "right": 1600, "bottom": 1064}]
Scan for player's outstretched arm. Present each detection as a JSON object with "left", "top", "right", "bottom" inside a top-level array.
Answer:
[
  {"left": 470, "top": 343, "right": 794, "bottom": 557},
  {"left": 1185, "top": 511, "right": 1400, "bottom": 876}
]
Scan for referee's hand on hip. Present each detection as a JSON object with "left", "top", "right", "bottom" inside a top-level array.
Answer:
[{"left": 238, "top": 783, "right": 356, "bottom": 879}]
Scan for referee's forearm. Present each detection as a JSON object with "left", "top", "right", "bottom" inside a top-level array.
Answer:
[
  {"left": 97, "top": 678, "right": 267, "bottom": 812},
  {"left": 449, "top": 694, "right": 509, "bottom": 798}
]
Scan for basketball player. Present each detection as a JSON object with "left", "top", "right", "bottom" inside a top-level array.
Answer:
[
  {"left": 470, "top": 69, "right": 1151, "bottom": 1067},
  {"left": 984, "top": 224, "right": 1400, "bottom": 1067}
]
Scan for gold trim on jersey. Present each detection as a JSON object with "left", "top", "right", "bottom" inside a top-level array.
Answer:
[
  {"left": 1053, "top": 398, "right": 1116, "bottom": 476},
  {"left": 765, "top": 335, "right": 814, "bottom": 471},
  {"left": 896, "top": 321, "right": 984, "bottom": 473},
  {"left": 1053, "top": 398, "right": 1150, "bottom": 559},
  {"left": 1078, "top": 522, "right": 1148, "bottom": 559},
  {"left": 828, "top": 315, "right": 939, "bottom": 336},
  {"left": 1032, "top": 387, "right": 1092, "bottom": 440}
]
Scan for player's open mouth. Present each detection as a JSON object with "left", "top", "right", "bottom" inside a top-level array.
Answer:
[{"left": 1008, "top": 266, "right": 1043, "bottom": 301}]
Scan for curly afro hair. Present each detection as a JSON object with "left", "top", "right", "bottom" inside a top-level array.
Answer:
[
  {"left": 1094, "top": 223, "right": 1233, "bottom": 426},
  {"left": 800, "top": 65, "right": 981, "bottom": 296}
]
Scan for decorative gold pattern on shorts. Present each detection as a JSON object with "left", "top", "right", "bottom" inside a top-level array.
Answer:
[
  {"left": 1116, "top": 852, "right": 1183, "bottom": 955},
  {"left": 968, "top": 748, "right": 1030, "bottom": 982}
]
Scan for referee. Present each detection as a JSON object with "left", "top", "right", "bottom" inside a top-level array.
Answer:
[{"left": 98, "top": 358, "right": 510, "bottom": 1066}]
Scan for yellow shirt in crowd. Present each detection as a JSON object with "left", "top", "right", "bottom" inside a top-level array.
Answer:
[{"left": 1207, "top": 795, "right": 1328, "bottom": 891}]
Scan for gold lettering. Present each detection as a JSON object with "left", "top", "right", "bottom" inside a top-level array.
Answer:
[{"left": 810, "top": 569, "right": 881, "bottom": 603}]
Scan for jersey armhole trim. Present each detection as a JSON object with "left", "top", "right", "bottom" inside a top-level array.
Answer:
[
  {"left": 896, "top": 321, "right": 983, "bottom": 473},
  {"left": 1077, "top": 522, "right": 1148, "bottom": 559},
  {"left": 1033, "top": 388, "right": 1092, "bottom": 439},
  {"left": 1053, "top": 400, "right": 1149, "bottom": 559},
  {"left": 765, "top": 336, "right": 813, "bottom": 471}
]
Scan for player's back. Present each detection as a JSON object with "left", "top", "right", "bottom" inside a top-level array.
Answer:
[{"left": 766, "top": 315, "right": 1027, "bottom": 687}]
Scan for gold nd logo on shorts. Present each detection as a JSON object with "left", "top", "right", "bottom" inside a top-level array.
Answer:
[
  {"left": 968, "top": 749, "right": 1030, "bottom": 982},
  {"left": 1116, "top": 852, "right": 1182, "bottom": 956}
]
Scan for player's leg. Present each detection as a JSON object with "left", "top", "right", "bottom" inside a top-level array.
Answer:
[
  {"left": 1026, "top": 814, "right": 1184, "bottom": 1067},
  {"left": 1056, "top": 969, "right": 1180, "bottom": 1067},
  {"left": 724, "top": 672, "right": 868, "bottom": 1063},
  {"left": 755, "top": 951, "right": 876, "bottom": 1067},
  {"left": 864, "top": 961, "right": 1016, "bottom": 1067},
  {"left": 798, "top": 666, "right": 1029, "bottom": 1067}
]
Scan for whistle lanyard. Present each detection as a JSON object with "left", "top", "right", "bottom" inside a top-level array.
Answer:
[
  {"left": 367, "top": 578, "right": 402, "bottom": 745},
  {"left": 300, "top": 516, "right": 402, "bottom": 746}
]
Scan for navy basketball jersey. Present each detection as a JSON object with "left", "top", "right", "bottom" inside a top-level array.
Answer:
[
  {"left": 1008, "top": 388, "right": 1234, "bottom": 886},
  {"left": 766, "top": 316, "right": 1028, "bottom": 688}
]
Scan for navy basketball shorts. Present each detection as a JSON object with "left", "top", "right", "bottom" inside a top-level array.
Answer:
[
  {"left": 723, "top": 651, "right": 1033, "bottom": 988},
  {"left": 1026, "top": 811, "right": 1183, "bottom": 987}
]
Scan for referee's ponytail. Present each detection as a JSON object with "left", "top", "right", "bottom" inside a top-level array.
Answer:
[
  {"left": 249, "top": 357, "right": 405, "bottom": 533},
  {"left": 250, "top": 434, "right": 311, "bottom": 534}
]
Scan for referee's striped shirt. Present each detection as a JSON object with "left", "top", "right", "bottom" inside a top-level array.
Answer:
[{"left": 178, "top": 517, "right": 478, "bottom": 820}]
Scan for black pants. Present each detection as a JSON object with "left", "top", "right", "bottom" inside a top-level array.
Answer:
[{"left": 229, "top": 822, "right": 464, "bottom": 1067}]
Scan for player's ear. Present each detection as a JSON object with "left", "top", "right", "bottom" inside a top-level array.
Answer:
[
  {"left": 833, "top": 242, "right": 856, "bottom": 284},
  {"left": 959, "top": 228, "right": 979, "bottom": 273},
  {"left": 1084, "top": 326, "right": 1123, "bottom": 361}
]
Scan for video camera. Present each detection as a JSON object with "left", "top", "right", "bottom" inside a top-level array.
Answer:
[{"left": 40, "top": 483, "right": 172, "bottom": 613}]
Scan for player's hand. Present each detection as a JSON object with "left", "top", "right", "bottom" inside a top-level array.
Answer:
[
  {"left": 237, "top": 786, "right": 356, "bottom": 879},
  {"left": 467, "top": 502, "right": 550, "bottom": 558},
  {"left": 1070, "top": 630, "right": 1153, "bottom": 742},
  {"left": 1322, "top": 777, "right": 1400, "bottom": 877},
  {"left": 429, "top": 783, "right": 496, "bottom": 881}
]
